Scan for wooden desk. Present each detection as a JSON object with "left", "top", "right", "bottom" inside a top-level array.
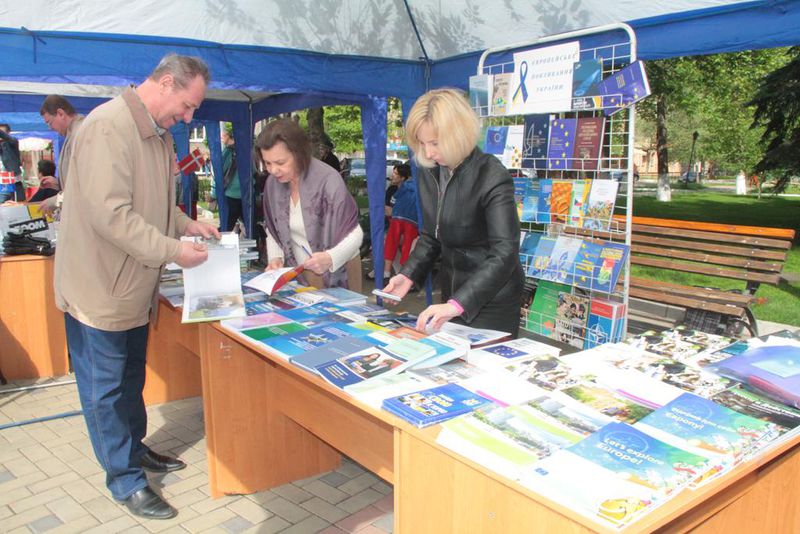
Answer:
[
  {"left": 0, "top": 254, "right": 68, "bottom": 380},
  {"left": 148, "top": 303, "right": 800, "bottom": 533}
]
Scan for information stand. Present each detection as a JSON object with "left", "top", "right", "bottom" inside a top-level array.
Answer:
[{"left": 473, "top": 24, "right": 639, "bottom": 349}]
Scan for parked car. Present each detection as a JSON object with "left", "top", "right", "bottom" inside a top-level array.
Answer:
[{"left": 348, "top": 157, "right": 406, "bottom": 180}]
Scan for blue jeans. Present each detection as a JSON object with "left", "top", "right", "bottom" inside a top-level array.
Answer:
[
  {"left": 0, "top": 182, "right": 24, "bottom": 203},
  {"left": 64, "top": 313, "right": 150, "bottom": 500}
]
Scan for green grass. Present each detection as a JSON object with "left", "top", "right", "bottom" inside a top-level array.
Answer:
[{"left": 625, "top": 192, "right": 800, "bottom": 326}]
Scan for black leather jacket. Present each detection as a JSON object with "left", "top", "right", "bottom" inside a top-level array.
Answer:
[
  {"left": 400, "top": 148, "right": 524, "bottom": 333},
  {"left": 0, "top": 129, "right": 21, "bottom": 175}
]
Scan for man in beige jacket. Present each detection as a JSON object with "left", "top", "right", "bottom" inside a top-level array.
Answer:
[{"left": 54, "top": 54, "right": 219, "bottom": 520}]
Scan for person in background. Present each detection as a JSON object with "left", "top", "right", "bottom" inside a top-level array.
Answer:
[
  {"left": 0, "top": 124, "right": 24, "bottom": 203},
  {"left": 54, "top": 53, "right": 220, "bottom": 520},
  {"left": 383, "top": 88, "right": 524, "bottom": 335},
  {"left": 256, "top": 118, "right": 363, "bottom": 290},
  {"left": 40, "top": 95, "right": 86, "bottom": 215},
  {"left": 28, "top": 159, "right": 60, "bottom": 203},
  {"left": 368, "top": 163, "right": 418, "bottom": 281},
  {"left": 318, "top": 132, "right": 341, "bottom": 174},
  {"left": 220, "top": 125, "right": 242, "bottom": 231}
]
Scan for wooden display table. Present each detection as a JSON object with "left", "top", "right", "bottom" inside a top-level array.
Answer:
[
  {"left": 0, "top": 254, "right": 68, "bottom": 380},
  {"left": 146, "top": 302, "right": 800, "bottom": 533}
]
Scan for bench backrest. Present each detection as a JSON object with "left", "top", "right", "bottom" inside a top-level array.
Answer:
[{"left": 622, "top": 216, "right": 795, "bottom": 289}]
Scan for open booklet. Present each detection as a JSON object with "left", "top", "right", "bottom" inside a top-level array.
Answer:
[
  {"left": 181, "top": 232, "right": 246, "bottom": 323},
  {"left": 243, "top": 266, "right": 305, "bottom": 296}
]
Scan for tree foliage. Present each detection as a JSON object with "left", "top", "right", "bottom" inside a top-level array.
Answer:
[
  {"left": 749, "top": 46, "right": 800, "bottom": 192},
  {"left": 639, "top": 49, "right": 790, "bottom": 178}
]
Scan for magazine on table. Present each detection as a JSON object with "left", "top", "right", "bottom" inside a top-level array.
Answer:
[
  {"left": 181, "top": 232, "right": 245, "bottom": 323},
  {"left": 243, "top": 266, "right": 305, "bottom": 295}
]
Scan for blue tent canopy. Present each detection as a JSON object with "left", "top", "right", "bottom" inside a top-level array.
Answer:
[{"left": 0, "top": 0, "right": 798, "bottom": 289}]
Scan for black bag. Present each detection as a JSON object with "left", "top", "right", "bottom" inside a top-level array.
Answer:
[{"left": 2, "top": 232, "right": 54, "bottom": 256}]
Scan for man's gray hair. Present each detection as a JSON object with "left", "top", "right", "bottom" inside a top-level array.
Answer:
[{"left": 149, "top": 54, "right": 210, "bottom": 88}]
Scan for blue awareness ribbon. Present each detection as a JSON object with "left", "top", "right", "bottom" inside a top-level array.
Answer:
[{"left": 512, "top": 61, "right": 529, "bottom": 103}]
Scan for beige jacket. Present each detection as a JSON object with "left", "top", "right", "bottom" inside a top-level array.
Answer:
[
  {"left": 54, "top": 87, "right": 189, "bottom": 331},
  {"left": 57, "top": 113, "right": 84, "bottom": 190}
]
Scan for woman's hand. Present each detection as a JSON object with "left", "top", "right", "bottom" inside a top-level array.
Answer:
[
  {"left": 266, "top": 258, "right": 284, "bottom": 271},
  {"left": 382, "top": 274, "right": 413, "bottom": 306},
  {"left": 303, "top": 251, "right": 333, "bottom": 275},
  {"left": 416, "top": 303, "right": 460, "bottom": 332}
]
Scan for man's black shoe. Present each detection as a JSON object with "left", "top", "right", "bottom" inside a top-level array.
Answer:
[
  {"left": 123, "top": 486, "right": 177, "bottom": 520},
  {"left": 140, "top": 450, "right": 186, "bottom": 473}
]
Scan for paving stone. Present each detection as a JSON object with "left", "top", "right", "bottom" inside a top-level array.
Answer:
[
  {"left": 0, "top": 468, "right": 15, "bottom": 483},
  {"left": 160, "top": 472, "right": 207, "bottom": 496},
  {"left": 226, "top": 496, "right": 272, "bottom": 524},
  {"left": 241, "top": 515, "right": 290, "bottom": 534},
  {"left": 334, "top": 505, "right": 385, "bottom": 532},
  {"left": 303, "top": 479, "right": 349, "bottom": 504},
  {"left": 337, "top": 488, "right": 384, "bottom": 514},
  {"left": 9, "top": 486, "right": 67, "bottom": 514},
  {"left": 245, "top": 489, "right": 279, "bottom": 506},
  {"left": 4, "top": 455, "right": 42, "bottom": 477},
  {"left": 47, "top": 443, "right": 85, "bottom": 462},
  {"left": 44, "top": 514, "right": 101, "bottom": 534},
  {"left": 318, "top": 527, "right": 348, "bottom": 534},
  {"left": 163, "top": 488, "right": 206, "bottom": 509},
  {"left": 260, "top": 496, "right": 310, "bottom": 523},
  {"left": 60, "top": 478, "right": 102, "bottom": 504},
  {"left": 189, "top": 493, "right": 240, "bottom": 515},
  {"left": 22, "top": 444, "right": 52, "bottom": 462},
  {"left": 69, "top": 457, "right": 104, "bottom": 478},
  {"left": 372, "top": 511, "right": 394, "bottom": 533},
  {"left": 271, "top": 482, "right": 314, "bottom": 504},
  {"left": 0, "top": 504, "right": 12, "bottom": 520},
  {"left": 138, "top": 506, "right": 199, "bottom": 533},
  {"left": 372, "top": 493, "right": 394, "bottom": 514},
  {"left": 0, "top": 470, "right": 48, "bottom": 493},
  {"left": 0, "top": 487, "right": 31, "bottom": 506},
  {"left": 300, "top": 497, "right": 349, "bottom": 524},
  {"left": 1, "top": 504, "right": 52, "bottom": 531},
  {"left": 36, "top": 457, "right": 73, "bottom": 477},
  {"left": 355, "top": 524, "right": 390, "bottom": 534},
  {"left": 338, "top": 472, "right": 379, "bottom": 496},
  {"left": 371, "top": 481, "right": 393, "bottom": 495},
  {"left": 335, "top": 461, "right": 366, "bottom": 479},
  {"left": 291, "top": 472, "right": 323, "bottom": 487},
  {"left": 320, "top": 471, "right": 350, "bottom": 488},
  {"left": 81, "top": 514, "right": 138, "bottom": 534},
  {"left": 27, "top": 513, "right": 64, "bottom": 533},
  {"left": 180, "top": 505, "right": 235, "bottom": 532},
  {"left": 82, "top": 495, "right": 126, "bottom": 523},
  {"left": 0, "top": 444, "right": 24, "bottom": 463},
  {"left": 219, "top": 515, "right": 254, "bottom": 534},
  {"left": 27, "top": 470, "right": 80, "bottom": 494},
  {"left": 279, "top": 515, "right": 331, "bottom": 534},
  {"left": 46, "top": 495, "right": 89, "bottom": 523}
]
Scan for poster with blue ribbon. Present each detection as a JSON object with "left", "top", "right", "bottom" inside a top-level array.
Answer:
[{"left": 508, "top": 41, "right": 580, "bottom": 115}]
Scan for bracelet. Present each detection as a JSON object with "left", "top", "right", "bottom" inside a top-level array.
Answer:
[{"left": 447, "top": 298, "right": 464, "bottom": 315}]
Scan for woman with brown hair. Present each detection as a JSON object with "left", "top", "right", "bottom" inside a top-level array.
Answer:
[{"left": 256, "top": 118, "right": 363, "bottom": 289}]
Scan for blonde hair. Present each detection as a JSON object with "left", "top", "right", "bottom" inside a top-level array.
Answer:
[{"left": 405, "top": 88, "right": 480, "bottom": 168}]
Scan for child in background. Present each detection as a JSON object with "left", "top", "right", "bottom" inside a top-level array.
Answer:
[{"left": 373, "top": 163, "right": 419, "bottom": 281}]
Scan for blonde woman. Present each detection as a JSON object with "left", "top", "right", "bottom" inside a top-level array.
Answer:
[{"left": 383, "top": 88, "right": 524, "bottom": 335}]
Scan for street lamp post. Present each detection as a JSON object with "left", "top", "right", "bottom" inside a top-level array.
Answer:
[{"left": 686, "top": 130, "right": 699, "bottom": 185}]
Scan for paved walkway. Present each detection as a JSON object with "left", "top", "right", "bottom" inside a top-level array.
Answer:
[{"left": 0, "top": 379, "right": 394, "bottom": 534}]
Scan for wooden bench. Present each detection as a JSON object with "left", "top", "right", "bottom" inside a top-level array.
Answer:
[{"left": 620, "top": 216, "right": 795, "bottom": 337}]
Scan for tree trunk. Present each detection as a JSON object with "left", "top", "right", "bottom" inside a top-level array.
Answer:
[
  {"left": 655, "top": 94, "right": 671, "bottom": 202},
  {"left": 306, "top": 107, "right": 325, "bottom": 159}
]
